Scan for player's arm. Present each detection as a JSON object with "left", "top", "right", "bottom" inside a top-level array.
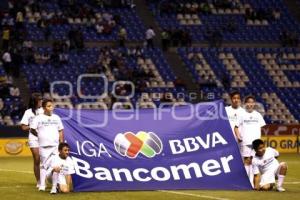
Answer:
[
  {"left": 46, "top": 166, "right": 61, "bottom": 177},
  {"left": 259, "top": 114, "right": 266, "bottom": 135},
  {"left": 20, "top": 111, "right": 30, "bottom": 131},
  {"left": 58, "top": 116, "right": 64, "bottom": 143},
  {"left": 234, "top": 126, "right": 242, "bottom": 142},
  {"left": 59, "top": 129, "right": 64, "bottom": 143},
  {"left": 29, "top": 116, "right": 38, "bottom": 136},
  {"left": 252, "top": 163, "right": 260, "bottom": 190},
  {"left": 272, "top": 148, "right": 280, "bottom": 159},
  {"left": 52, "top": 166, "right": 61, "bottom": 173},
  {"left": 253, "top": 174, "right": 260, "bottom": 190},
  {"left": 234, "top": 114, "right": 243, "bottom": 142},
  {"left": 21, "top": 124, "right": 30, "bottom": 131},
  {"left": 29, "top": 128, "right": 38, "bottom": 137}
]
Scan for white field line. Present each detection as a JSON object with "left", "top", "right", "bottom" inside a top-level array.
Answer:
[
  {"left": 285, "top": 176, "right": 300, "bottom": 182},
  {"left": 0, "top": 168, "right": 33, "bottom": 174},
  {"left": 0, "top": 185, "right": 32, "bottom": 189},
  {"left": 158, "top": 190, "right": 230, "bottom": 200},
  {"left": 285, "top": 182, "right": 300, "bottom": 184}
]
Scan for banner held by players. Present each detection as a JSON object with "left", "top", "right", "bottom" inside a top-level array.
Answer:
[{"left": 55, "top": 100, "right": 252, "bottom": 192}]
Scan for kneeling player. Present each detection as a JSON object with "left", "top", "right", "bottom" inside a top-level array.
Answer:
[
  {"left": 47, "top": 143, "right": 75, "bottom": 194},
  {"left": 252, "top": 139, "right": 287, "bottom": 192}
]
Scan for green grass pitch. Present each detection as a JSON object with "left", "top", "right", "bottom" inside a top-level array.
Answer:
[{"left": 0, "top": 154, "right": 299, "bottom": 200}]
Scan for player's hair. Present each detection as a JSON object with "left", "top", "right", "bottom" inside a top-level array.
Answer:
[
  {"left": 229, "top": 91, "right": 241, "bottom": 99},
  {"left": 252, "top": 139, "right": 264, "bottom": 150},
  {"left": 59, "top": 143, "right": 70, "bottom": 151},
  {"left": 28, "top": 93, "right": 42, "bottom": 115},
  {"left": 42, "top": 99, "right": 53, "bottom": 108},
  {"left": 244, "top": 95, "right": 256, "bottom": 103}
]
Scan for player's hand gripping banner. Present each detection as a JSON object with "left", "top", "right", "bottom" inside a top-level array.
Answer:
[{"left": 55, "top": 100, "right": 252, "bottom": 191}]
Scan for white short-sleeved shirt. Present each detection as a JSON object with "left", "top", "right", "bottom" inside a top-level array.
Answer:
[
  {"left": 47, "top": 155, "right": 75, "bottom": 176},
  {"left": 30, "top": 113, "right": 64, "bottom": 147},
  {"left": 252, "top": 147, "right": 280, "bottom": 175},
  {"left": 20, "top": 108, "right": 44, "bottom": 137},
  {"left": 237, "top": 110, "right": 266, "bottom": 145},
  {"left": 225, "top": 106, "right": 244, "bottom": 134}
]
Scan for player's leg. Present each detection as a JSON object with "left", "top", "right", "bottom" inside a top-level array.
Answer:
[
  {"left": 38, "top": 147, "right": 47, "bottom": 191},
  {"left": 260, "top": 183, "right": 274, "bottom": 191},
  {"left": 276, "top": 162, "right": 287, "bottom": 192},
  {"left": 259, "top": 172, "right": 275, "bottom": 191},
  {"left": 29, "top": 145, "right": 40, "bottom": 187},
  {"left": 28, "top": 134, "right": 40, "bottom": 187},
  {"left": 50, "top": 172, "right": 59, "bottom": 194},
  {"left": 58, "top": 175, "right": 72, "bottom": 193},
  {"left": 242, "top": 145, "right": 254, "bottom": 188},
  {"left": 39, "top": 146, "right": 57, "bottom": 191},
  {"left": 244, "top": 156, "right": 254, "bottom": 188}
]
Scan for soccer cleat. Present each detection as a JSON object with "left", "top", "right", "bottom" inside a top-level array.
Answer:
[
  {"left": 38, "top": 185, "right": 46, "bottom": 191},
  {"left": 36, "top": 183, "right": 40, "bottom": 188},
  {"left": 276, "top": 187, "right": 286, "bottom": 192},
  {"left": 50, "top": 187, "right": 57, "bottom": 194}
]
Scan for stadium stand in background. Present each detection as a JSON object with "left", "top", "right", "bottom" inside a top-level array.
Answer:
[{"left": 0, "top": 0, "right": 299, "bottom": 125}]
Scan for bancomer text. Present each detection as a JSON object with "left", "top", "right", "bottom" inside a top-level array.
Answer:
[{"left": 72, "top": 155, "right": 234, "bottom": 182}]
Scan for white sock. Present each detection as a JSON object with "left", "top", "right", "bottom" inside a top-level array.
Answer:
[
  {"left": 52, "top": 172, "right": 58, "bottom": 189},
  {"left": 40, "top": 168, "right": 47, "bottom": 187},
  {"left": 245, "top": 165, "right": 254, "bottom": 188},
  {"left": 277, "top": 175, "right": 285, "bottom": 188}
]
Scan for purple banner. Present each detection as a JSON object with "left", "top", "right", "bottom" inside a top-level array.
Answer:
[{"left": 55, "top": 100, "right": 252, "bottom": 192}]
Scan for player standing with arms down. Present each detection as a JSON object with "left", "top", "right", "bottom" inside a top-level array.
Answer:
[
  {"left": 20, "top": 93, "right": 43, "bottom": 188},
  {"left": 30, "top": 99, "right": 64, "bottom": 191},
  {"left": 225, "top": 91, "right": 244, "bottom": 140},
  {"left": 234, "top": 95, "right": 266, "bottom": 187},
  {"left": 252, "top": 139, "right": 288, "bottom": 192},
  {"left": 46, "top": 143, "right": 75, "bottom": 194}
]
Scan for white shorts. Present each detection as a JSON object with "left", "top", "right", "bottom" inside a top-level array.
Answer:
[
  {"left": 260, "top": 166, "right": 280, "bottom": 187},
  {"left": 28, "top": 133, "right": 39, "bottom": 148},
  {"left": 39, "top": 146, "right": 58, "bottom": 168},
  {"left": 240, "top": 145, "right": 254, "bottom": 157}
]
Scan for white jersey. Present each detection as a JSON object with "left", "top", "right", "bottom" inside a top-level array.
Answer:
[
  {"left": 20, "top": 108, "right": 44, "bottom": 127},
  {"left": 46, "top": 155, "right": 75, "bottom": 176},
  {"left": 237, "top": 110, "right": 266, "bottom": 145},
  {"left": 252, "top": 147, "right": 279, "bottom": 175},
  {"left": 20, "top": 108, "right": 44, "bottom": 138},
  {"left": 225, "top": 106, "right": 244, "bottom": 134},
  {"left": 30, "top": 113, "right": 64, "bottom": 147}
]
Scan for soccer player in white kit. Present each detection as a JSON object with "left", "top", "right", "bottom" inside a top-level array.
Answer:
[
  {"left": 252, "top": 139, "right": 287, "bottom": 192},
  {"left": 20, "top": 93, "right": 43, "bottom": 187},
  {"left": 234, "top": 95, "right": 266, "bottom": 187},
  {"left": 46, "top": 143, "right": 75, "bottom": 194},
  {"left": 225, "top": 91, "right": 244, "bottom": 141},
  {"left": 30, "top": 99, "right": 64, "bottom": 191}
]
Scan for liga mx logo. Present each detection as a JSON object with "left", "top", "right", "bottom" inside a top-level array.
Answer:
[{"left": 114, "top": 131, "right": 163, "bottom": 159}]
